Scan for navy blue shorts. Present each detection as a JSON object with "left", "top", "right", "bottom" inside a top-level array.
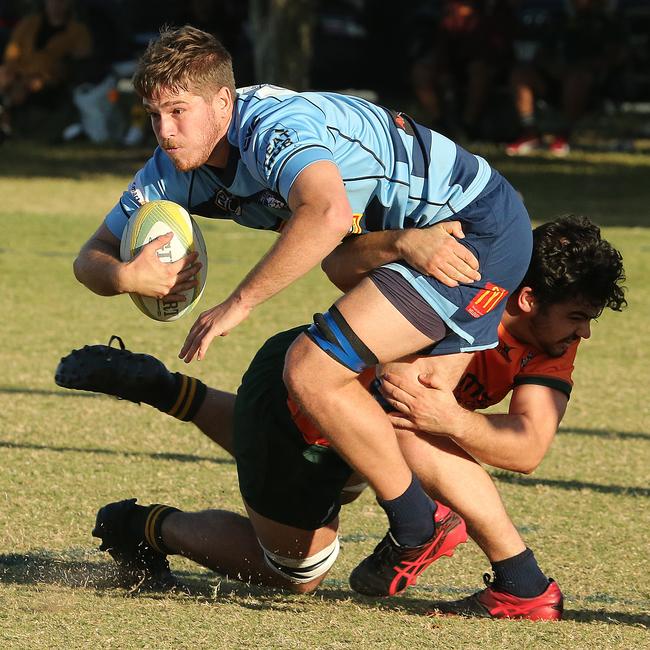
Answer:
[{"left": 374, "top": 171, "right": 532, "bottom": 354}]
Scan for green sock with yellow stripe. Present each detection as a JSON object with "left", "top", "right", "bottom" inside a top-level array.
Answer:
[
  {"left": 128, "top": 502, "right": 181, "bottom": 555},
  {"left": 163, "top": 373, "right": 207, "bottom": 421}
]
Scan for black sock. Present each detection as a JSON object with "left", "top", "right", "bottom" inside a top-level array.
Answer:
[
  {"left": 491, "top": 548, "right": 550, "bottom": 598},
  {"left": 128, "top": 502, "right": 181, "bottom": 555},
  {"left": 377, "top": 474, "right": 436, "bottom": 547},
  {"left": 155, "top": 372, "right": 207, "bottom": 422}
]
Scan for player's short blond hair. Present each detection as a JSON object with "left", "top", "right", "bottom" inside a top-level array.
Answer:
[{"left": 133, "top": 25, "right": 236, "bottom": 100}]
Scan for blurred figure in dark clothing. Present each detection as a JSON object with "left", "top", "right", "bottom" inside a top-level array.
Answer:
[
  {"left": 411, "top": 0, "right": 517, "bottom": 139},
  {"left": 0, "top": 0, "right": 92, "bottom": 139},
  {"left": 506, "top": 0, "right": 627, "bottom": 156}
]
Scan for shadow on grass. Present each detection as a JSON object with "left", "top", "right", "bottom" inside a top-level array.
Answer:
[
  {"left": 492, "top": 471, "right": 650, "bottom": 498},
  {"left": 0, "top": 551, "right": 208, "bottom": 595},
  {"left": 0, "top": 387, "right": 100, "bottom": 398},
  {"left": 0, "top": 440, "right": 234, "bottom": 466},
  {"left": 559, "top": 426, "right": 650, "bottom": 441},
  {"left": 562, "top": 609, "right": 650, "bottom": 626},
  {"left": 1, "top": 140, "right": 649, "bottom": 227},
  {"left": 2, "top": 552, "right": 647, "bottom": 627}
]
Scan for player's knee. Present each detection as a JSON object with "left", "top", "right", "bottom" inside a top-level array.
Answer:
[
  {"left": 286, "top": 574, "right": 327, "bottom": 594},
  {"left": 261, "top": 537, "right": 340, "bottom": 594},
  {"left": 283, "top": 334, "right": 319, "bottom": 400}
]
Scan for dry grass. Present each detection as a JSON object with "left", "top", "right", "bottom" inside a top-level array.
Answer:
[{"left": 1, "top": 141, "right": 648, "bottom": 649}]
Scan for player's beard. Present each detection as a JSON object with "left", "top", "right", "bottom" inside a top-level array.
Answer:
[
  {"left": 530, "top": 311, "right": 577, "bottom": 358},
  {"left": 164, "top": 111, "right": 222, "bottom": 172}
]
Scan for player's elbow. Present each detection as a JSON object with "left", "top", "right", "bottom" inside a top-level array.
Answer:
[
  {"left": 517, "top": 460, "right": 540, "bottom": 475},
  {"left": 321, "top": 254, "right": 354, "bottom": 293},
  {"left": 72, "top": 253, "right": 87, "bottom": 286},
  {"left": 512, "top": 448, "right": 546, "bottom": 474},
  {"left": 324, "top": 206, "right": 353, "bottom": 241}
]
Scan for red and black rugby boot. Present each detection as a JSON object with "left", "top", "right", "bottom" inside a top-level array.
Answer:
[
  {"left": 349, "top": 502, "right": 467, "bottom": 597},
  {"left": 429, "top": 574, "right": 563, "bottom": 620}
]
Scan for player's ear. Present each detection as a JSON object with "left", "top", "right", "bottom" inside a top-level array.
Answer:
[
  {"left": 214, "top": 86, "right": 233, "bottom": 113},
  {"left": 517, "top": 286, "right": 537, "bottom": 314}
]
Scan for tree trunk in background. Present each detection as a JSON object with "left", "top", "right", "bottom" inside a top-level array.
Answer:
[{"left": 249, "top": 0, "right": 315, "bottom": 91}]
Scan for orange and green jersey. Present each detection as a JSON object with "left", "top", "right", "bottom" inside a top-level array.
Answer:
[
  {"left": 454, "top": 322, "right": 578, "bottom": 411},
  {"left": 290, "top": 322, "right": 578, "bottom": 445}
]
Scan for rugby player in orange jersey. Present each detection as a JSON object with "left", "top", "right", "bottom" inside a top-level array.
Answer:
[{"left": 56, "top": 215, "right": 625, "bottom": 620}]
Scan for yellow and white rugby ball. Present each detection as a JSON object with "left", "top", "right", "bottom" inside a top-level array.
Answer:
[{"left": 119, "top": 200, "right": 208, "bottom": 322}]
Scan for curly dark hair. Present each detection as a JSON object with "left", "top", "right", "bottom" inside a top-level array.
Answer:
[{"left": 520, "top": 215, "right": 626, "bottom": 312}]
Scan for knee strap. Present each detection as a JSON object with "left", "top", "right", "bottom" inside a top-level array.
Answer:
[
  {"left": 306, "top": 305, "right": 378, "bottom": 373},
  {"left": 261, "top": 537, "right": 340, "bottom": 584}
]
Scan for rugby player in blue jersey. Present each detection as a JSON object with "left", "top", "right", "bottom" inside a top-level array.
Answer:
[
  {"left": 59, "top": 216, "right": 626, "bottom": 619},
  {"left": 73, "top": 26, "right": 532, "bottom": 594}
]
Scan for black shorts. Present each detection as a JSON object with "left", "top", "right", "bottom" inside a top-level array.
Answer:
[{"left": 233, "top": 326, "right": 353, "bottom": 531}]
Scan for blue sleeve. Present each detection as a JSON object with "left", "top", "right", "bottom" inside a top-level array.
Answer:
[
  {"left": 238, "top": 96, "right": 335, "bottom": 201},
  {"left": 104, "top": 148, "right": 192, "bottom": 238}
]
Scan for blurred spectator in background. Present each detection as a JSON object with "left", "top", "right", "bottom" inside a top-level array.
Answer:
[
  {"left": 0, "top": 1, "right": 22, "bottom": 55},
  {"left": 411, "top": 0, "right": 517, "bottom": 139},
  {"left": 506, "top": 0, "right": 627, "bottom": 156},
  {"left": 0, "top": 0, "right": 92, "bottom": 141}
]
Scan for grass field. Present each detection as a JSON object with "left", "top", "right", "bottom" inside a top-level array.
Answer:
[{"left": 1, "top": 141, "right": 648, "bottom": 649}]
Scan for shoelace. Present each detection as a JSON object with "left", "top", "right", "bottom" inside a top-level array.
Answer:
[
  {"left": 108, "top": 334, "right": 126, "bottom": 350},
  {"left": 482, "top": 572, "right": 495, "bottom": 588}
]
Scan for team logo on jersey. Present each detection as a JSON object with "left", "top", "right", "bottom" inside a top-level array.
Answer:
[
  {"left": 264, "top": 127, "right": 295, "bottom": 172},
  {"left": 349, "top": 213, "right": 363, "bottom": 234},
  {"left": 394, "top": 113, "right": 407, "bottom": 130},
  {"left": 520, "top": 351, "right": 534, "bottom": 370},
  {"left": 256, "top": 190, "right": 287, "bottom": 210},
  {"left": 213, "top": 188, "right": 242, "bottom": 216},
  {"left": 497, "top": 341, "right": 513, "bottom": 361},
  {"left": 465, "top": 283, "right": 509, "bottom": 318}
]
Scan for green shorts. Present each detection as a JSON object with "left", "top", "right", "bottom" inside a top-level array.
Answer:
[{"left": 233, "top": 326, "right": 353, "bottom": 531}]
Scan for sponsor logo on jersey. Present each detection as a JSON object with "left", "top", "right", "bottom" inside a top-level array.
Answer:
[
  {"left": 213, "top": 188, "right": 242, "bottom": 216},
  {"left": 128, "top": 182, "right": 146, "bottom": 206},
  {"left": 264, "top": 127, "right": 294, "bottom": 172},
  {"left": 497, "top": 341, "right": 513, "bottom": 361},
  {"left": 349, "top": 213, "right": 363, "bottom": 234},
  {"left": 242, "top": 116, "right": 260, "bottom": 152},
  {"left": 465, "top": 283, "right": 509, "bottom": 318},
  {"left": 455, "top": 372, "right": 489, "bottom": 410},
  {"left": 520, "top": 351, "right": 534, "bottom": 370}
]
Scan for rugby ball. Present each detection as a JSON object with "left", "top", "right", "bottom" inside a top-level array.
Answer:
[{"left": 119, "top": 200, "right": 208, "bottom": 322}]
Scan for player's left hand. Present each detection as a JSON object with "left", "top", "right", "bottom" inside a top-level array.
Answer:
[
  {"left": 380, "top": 370, "right": 461, "bottom": 435},
  {"left": 179, "top": 297, "right": 251, "bottom": 362},
  {"left": 396, "top": 221, "right": 481, "bottom": 287}
]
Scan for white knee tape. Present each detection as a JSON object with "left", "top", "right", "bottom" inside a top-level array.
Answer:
[
  {"left": 261, "top": 536, "right": 340, "bottom": 584},
  {"left": 341, "top": 480, "right": 369, "bottom": 495}
]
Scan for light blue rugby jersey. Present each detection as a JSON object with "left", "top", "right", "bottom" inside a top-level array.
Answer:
[{"left": 105, "top": 84, "right": 492, "bottom": 238}]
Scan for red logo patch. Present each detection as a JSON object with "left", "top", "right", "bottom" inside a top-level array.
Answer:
[
  {"left": 465, "top": 283, "right": 509, "bottom": 318},
  {"left": 349, "top": 213, "right": 363, "bottom": 234}
]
